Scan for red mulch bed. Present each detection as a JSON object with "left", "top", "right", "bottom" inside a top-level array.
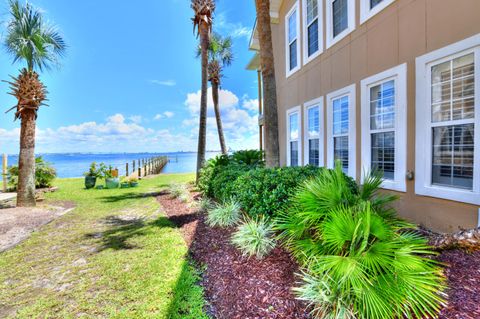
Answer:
[
  {"left": 157, "top": 192, "right": 309, "bottom": 319},
  {"left": 438, "top": 249, "right": 480, "bottom": 319},
  {"left": 158, "top": 191, "right": 480, "bottom": 319}
]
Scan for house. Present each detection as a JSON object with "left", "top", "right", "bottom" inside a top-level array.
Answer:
[{"left": 247, "top": 0, "right": 480, "bottom": 233}]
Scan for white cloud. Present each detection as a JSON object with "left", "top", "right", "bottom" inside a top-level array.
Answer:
[
  {"left": 150, "top": 79, "right": 176, "bottom": 87},
  {"left": 242, "top": 98, "right": 259, "bottom": 112},
  {"left": 183, "top": 88, "right": 259, "bottom": 150},
  {"left": 216, "top": 12, "right": 252, "bottom": 40},
  {"left": 129, "top": 115, "right": 142, "bottom": 124},
  {"left": 154, "top": 111, "right": 175, "bottom": 120}
]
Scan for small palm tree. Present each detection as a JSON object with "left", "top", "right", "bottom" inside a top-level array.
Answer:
[
  {"left": 3, "top": 0, "right": 66, "bottom": 207},
  {"left": 197, "top": 33, "right": 233, "bottom": 155},
  {"left": 191, "top": 0, "right": 215, "bottom": 182}
]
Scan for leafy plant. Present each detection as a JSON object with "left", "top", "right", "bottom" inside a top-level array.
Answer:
[
  {"left": 197, "top": 197, "right": 213, "bottom": 212},
  {"left": 231, "top": 217, "right": 276, "bottom": 259},
  {"left": 170, "top": 183, "right": 189, "bottom": 198},
  {"left": 7, "top": 156, "right": 56, "bottom": 190},
  {"left": 233, "top": 166, "right": 345, "bottom": 218},
  {"left": 84, "top": 162, "right": 101, "bottom": 178},
  {"left": 276, "top": 164, "right": 446, "bottom": 319},
  {"left": 206, "top": 199, "right": 241, "bottom": 227},
  {"left": 230, "top": 150, "right": 264, "bottom": 166}
]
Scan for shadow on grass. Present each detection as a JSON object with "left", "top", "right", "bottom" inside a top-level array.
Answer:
[
  {"left": 85, "top": 215, "right": 174, "bottom": 251},
  {"left": 99, "top": 190, "right": 167, "bottom": 203}
]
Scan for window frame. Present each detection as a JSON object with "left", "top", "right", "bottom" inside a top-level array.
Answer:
[
  {"left": 285, "top": 2, "right": 301, "bottom": 78},
  {"left": 325, "top": 0, "right": 355, "bottom": 49},
  {"left": 415, "top": 34, "right": 480, "bottom": 205},
  {"left": 361, "top": 63, "right": 407, "bottom": 192},
  {"left": 360, "top": 0, "right": 395, "bottom": 24},
  {"left": 326, "top": 84, "right": 356, "bottom": 178},
  {"left": 303, "top": 97, "right": 325, "bottom": 166},
  {"left": 287, "top": 106, "right": 302, "bottom": 167},
  {"left": 302, "top": 0, "right": 323, "bottom": 65}
]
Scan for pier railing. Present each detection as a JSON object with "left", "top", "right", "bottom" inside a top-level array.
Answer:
[{"left": 124, "top": 156, "right": 168, "bottom": 179}]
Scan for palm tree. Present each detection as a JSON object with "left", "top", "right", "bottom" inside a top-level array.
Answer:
[
  {"left": 197, "top": 33, "right": 233, "bottom": 155},
  {"left": 3, "top": 0, "right": 66, "bottom": 207},
  {"left": 191, "top": 0, "right": 215, "bottom": 182},
  {"left": 255, "top": 0, "right": 280, "bottom": 167}
]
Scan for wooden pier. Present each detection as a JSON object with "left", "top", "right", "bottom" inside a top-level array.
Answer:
[{"left": 124, "top": 156, "right": 168, "bottom": 179}]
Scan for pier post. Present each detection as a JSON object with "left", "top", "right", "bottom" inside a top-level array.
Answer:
[
  {"left": 126, "top": 163, "right": 129, "bottom": 177},
  {"left": 2, "top": 154, "right": 7, "bottom": 192}
]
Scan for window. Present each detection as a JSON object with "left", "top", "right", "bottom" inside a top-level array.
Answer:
[
  {"left": 360, "top": 0, "right": 395, "bottom": 24},
  {"left": 326, "top": 0, "right": 355, "bottom": 49},
  {"left": 286, "top": 2, "right": 301, "bottom": 77},
  {"left": 361, "top": 64, "right": 407, "bottom": 192},
  {"left": 302, "top": 0, "right": 323, "bottom": 64},
  {"left": 416, "top": 34, "right": 480, "bottom": 205},
  {"left": 327, "top": 84, "right": 356, "bottom": 178},
  {"left": 304, "top": 97, "right": 324, "bottom": 166},
  {"left": 287, "top": 106, "right": 301, "bottom": 166}
]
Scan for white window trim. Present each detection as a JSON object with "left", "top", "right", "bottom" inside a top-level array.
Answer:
[
  {"left": 360, "top": 0, "right": 395, "bottom": 24},
  {"left": 285, "top": 2, "right": 301, "bottom": 78},
  {"left": 325, "top": 0, "right": 355, "bottom": 49},
  {"left": 302, "top": 0, "right": 323, "bottom": 65},
  {"left": 415, "top": 34, "right": 480, "bottom": 205},
  {"left": 287, "top": 106, "right": 302, "bottom": 166},
  {"left": 303, "top": 97, "right": 325, "bottom": 166},
  {"left": 326, "top": 84, "right": 356, "bottom": 178},
  {"left": 361, "top": 63, "right": 407, "bottom": 192}
]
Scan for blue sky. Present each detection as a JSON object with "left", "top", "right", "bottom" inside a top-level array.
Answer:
[{"left": 0, "top": 0, "right": 259, "bottom": 154}]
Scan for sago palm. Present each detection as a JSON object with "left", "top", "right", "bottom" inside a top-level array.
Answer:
[
  {"left": 197, "top": 33, "right": 233, "bottom": 155},
  {"left": 191, "top": 0, "right": 215, "bottom": 182},
  {"left": 3, "top": 0, "right": 66, "bottom": 207}
]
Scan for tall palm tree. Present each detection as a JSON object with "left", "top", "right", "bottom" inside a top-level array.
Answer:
[
  {"left": 197, "top": 33, "right": 233, "bottom": 155},
  {"left": 255, "top": 0, "right": 280, "bottom": 167},
  {"left": 191, "top": 0, "right": 215, "bottom": 182},
  {"left": 3, "top": 0, "right": 66, "bottom": 207}
]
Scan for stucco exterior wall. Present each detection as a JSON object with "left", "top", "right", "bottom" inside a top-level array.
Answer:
[{"left": 270, "top": 0, "right": 480, "bottom": 233}]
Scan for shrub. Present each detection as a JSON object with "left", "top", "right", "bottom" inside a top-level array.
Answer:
[
  {"left": 198, "top": 150, "right": 264, "bottom": 198},
  {"left": 276, "top": 166, "right": 446, "bottom": 319},
  {"left": 233, "top": 165, "right": 357, "bottom": 218},
  {"left": 230, "top": 149, "right": 264, "bottom": 166},
  {"left": 210, "top": 164, "right": 250, "bottom": 202},
  {"left": 8, "top": 156, "right": 56, "bottom": 190},
  {"left": 231, "top": 217, "right": 276, "bottom": 259},
  {"left": 170, "top": 183, "right": 189, "bottom": 199},
  {"left": 206, "top": 200, "right": 241, "bottom": 227}
]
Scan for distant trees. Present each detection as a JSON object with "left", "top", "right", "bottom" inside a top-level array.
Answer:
[{"left": 3, "top": 0, "right": 66, "bottom": 206}]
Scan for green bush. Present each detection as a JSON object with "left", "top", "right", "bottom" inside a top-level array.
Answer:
[
  {"left": 210, "top": 164, "right": 250, "bottom": 202},
  {"left": 276, "top": 166, "right": 446, "bottom": 319},
  {"left": 198, "top": 150, "right": 263, "bottom": 198},
  {"left": 8, "top": 156, "right": 56, "bottom": 190},
  {"left": 233, "top": 165, "right": 357, "bottom": 218},
  {"left": 206, "top": 199, "right": 241, "bottom": 227},
  {"left": 231, "top": 216, "right": 276, "bottom": 259}
]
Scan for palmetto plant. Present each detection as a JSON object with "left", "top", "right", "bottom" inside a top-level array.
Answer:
[
  {"left": 197, "top": 33, "right": 233, "bottom": 155},
  {"left": 3, "top": 0, "right": 66, "bottom": 207},
  {"left": 191, "top": 0, "right": 215, "bottom": 182},
  {"left": 276, "top": 165, "right": 446, "bottom": 318}
]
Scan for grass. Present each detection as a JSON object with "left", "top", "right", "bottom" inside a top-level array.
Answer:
[{"left": 0, "top": 174, "right": 208, "bottom": 319}]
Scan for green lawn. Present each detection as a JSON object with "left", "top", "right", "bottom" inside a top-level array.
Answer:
[{"left": 0, "top": 174, "right": 208, "bottom": 319}]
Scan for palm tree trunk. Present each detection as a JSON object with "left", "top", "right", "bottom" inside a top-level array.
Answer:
[
  {"left": 211, "top": 81, "right": 227, "bottom": 155},
  {"left": 196, "top": 23, "right": 210, "bottom": 182},
  {"left": 255, "top": 0, "right": 280, "bottom": 168},
  {"left": 16, "top": 110, "right": 36, "bottom": 207}
]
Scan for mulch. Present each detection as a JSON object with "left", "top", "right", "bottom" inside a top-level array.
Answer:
[
  {"left": 158, "top": 192, "right": 480, "bottom": 319},
  {"left": 157, "top": 192, "right": 309, "bottom": 319},
  {"left": 438, "top": 249, "right": 480, "bottom": 319}
]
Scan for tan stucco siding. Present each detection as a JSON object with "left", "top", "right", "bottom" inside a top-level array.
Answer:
[{"left": 271, "top": 0, "right": 480, "bottom": 233}]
